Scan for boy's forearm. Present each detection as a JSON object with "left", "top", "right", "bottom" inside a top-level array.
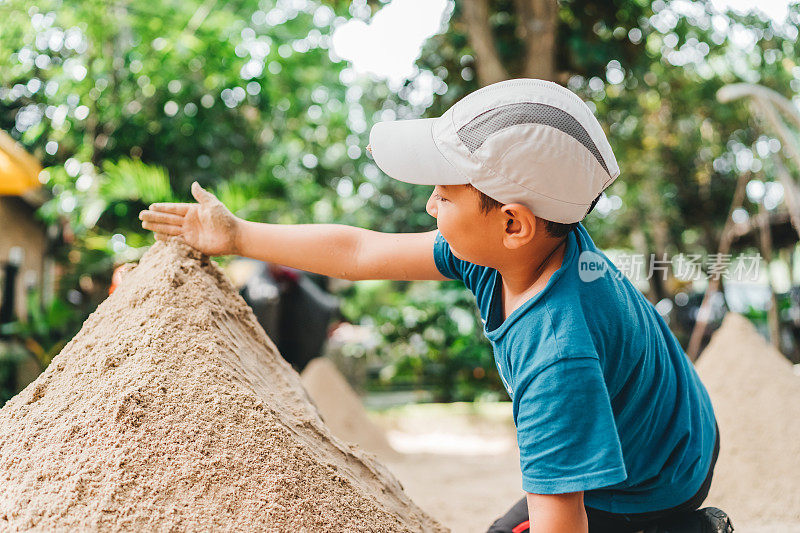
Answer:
[{"left": 234, "top": 219, "right": 364, "bottom": 280}]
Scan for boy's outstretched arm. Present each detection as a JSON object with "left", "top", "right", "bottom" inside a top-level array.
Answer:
[{"left": 139, "top": 182, "right": 448, "bottom": 282}]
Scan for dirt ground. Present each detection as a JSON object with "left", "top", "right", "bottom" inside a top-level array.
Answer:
[
  {"left": 367, "top": 401, "right": 800, "bottom": 533},
  {"left": 385, "top": 452, "right": 522, "bottom": 532},
  {"left": 373, "top": 403, "right": 523, "bottom": 532}
]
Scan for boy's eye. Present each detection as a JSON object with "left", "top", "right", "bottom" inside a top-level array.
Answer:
[{"left": 434, "top": 193, "right": 447, "bottom": 202}]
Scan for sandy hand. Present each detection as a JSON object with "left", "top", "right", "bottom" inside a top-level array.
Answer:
[{"left": 139, "top": 182, "right": 240, "bottom": 256}]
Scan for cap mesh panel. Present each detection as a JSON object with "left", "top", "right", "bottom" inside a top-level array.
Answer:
[{"left": 456, "top": 102, "right": 609, "bottom": 175}]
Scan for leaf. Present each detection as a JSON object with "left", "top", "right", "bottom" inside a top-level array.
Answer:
[{"left": 100, "top": 159, "right": 175, "bottom": 205}]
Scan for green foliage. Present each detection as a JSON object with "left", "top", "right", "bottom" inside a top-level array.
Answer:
[
  {"left": 4, "top": 0, "right": 800, "bottom": 402},
  {"left": 100, "top": 159, "right": 175, "bottom": 206},
  {"left": 339, "top": 279, "right": 503, "bottom": 402},
  {"left": 0, "top": 344, "right": 29, "bottom": 406},
  {"left": 0, "top": 289, "right": 84, "bottom": 369},
  {"left": 0, "top": 0, "right": 382, "bottom": 325}
]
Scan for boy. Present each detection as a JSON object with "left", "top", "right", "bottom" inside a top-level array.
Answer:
[{"left": 140, "top": 79, "right": 732, "bottom": 532}]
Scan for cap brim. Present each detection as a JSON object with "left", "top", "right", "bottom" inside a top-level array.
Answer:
[{"left": 369, "top": 118, "right": 468, "bottom": 186}]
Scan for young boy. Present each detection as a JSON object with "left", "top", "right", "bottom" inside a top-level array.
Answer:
[{"left": 140, "top": 79, "right": 732, "bottom": 533}]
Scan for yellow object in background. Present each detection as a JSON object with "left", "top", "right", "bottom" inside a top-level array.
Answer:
[{"left": 0, "top": 129, "right": 42, "bottom": 196}]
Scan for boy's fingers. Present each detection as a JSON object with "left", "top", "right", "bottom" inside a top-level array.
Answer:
[
  {"left": 191, "top": 181, "right": 216, "bottom": 205},
  {"left": 154, "top": 232, "right": 186, "bottom": 245},
  {"left": 139, "top": 210, "right": 184, "bottom": 226},
  {"left": 149, "top": 203, "right": 191, "bottom": 216},
  {"left": 142, "top": 220, "right": 183, "bottom": 235}
]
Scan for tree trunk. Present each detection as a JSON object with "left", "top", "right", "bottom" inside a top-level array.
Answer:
[
  {"left": 513, "top": 0, "right": 558, "bottom": 80},
  {"left": 460, "top": 0, "right": 508, "bottom": 86},
  {"left": 758, "top": 208, "right": 782, "bottom": 351},
  {"left": 687, "top": 171, "right": 750, "bottom": 360}
]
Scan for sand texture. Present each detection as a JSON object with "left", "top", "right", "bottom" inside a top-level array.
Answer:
[
  {"left": 301, "top": 357, "right": 397, "bottom": 459},
  {"left": 696, "top": 312, "right": 800, "bottom": 527},
  {"left": 0, "top": 239, "right": 445, "bottom": 532}
]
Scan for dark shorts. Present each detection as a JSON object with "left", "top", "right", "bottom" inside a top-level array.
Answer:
[{"left": 488, "top": 422, "right": 720, "bottom": 533}]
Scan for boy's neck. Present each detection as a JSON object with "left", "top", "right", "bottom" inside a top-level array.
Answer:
[{"left": 496, "top": 235, "right": 568, "bottom": 301}]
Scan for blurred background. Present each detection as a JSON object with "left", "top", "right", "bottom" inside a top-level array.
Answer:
[
  {"left": 1, "top": 1, "right": 800, "bottom": 528},
  {"left": 3, "top": 0, "right": 800, "bottom": 403}
]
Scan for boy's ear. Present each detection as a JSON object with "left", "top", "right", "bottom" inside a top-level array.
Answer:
[{"left": 500, "top": 203, "right": 537, "bottom": 249}]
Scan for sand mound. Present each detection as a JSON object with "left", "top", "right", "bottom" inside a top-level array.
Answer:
[
  {"left": 301, "top": 357, "right": 397, "bottom": 458},
  {"left": 0, "top": 239, "right": 444, "bottom": 532},
  {"left": 696, "top": 312, "right": 800, "bottom": 525}
]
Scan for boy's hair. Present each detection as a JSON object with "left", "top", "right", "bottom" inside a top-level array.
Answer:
[{"left": 466, "top": 184, "right": 601, "bottom": 239}]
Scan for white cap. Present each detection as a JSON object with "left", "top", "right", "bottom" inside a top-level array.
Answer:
[{"left": 369, "top": 78, "right": 620, "bottom": 224}]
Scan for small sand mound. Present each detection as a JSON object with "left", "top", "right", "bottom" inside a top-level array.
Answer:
[
  {"left": 301, "top": 357, "right": 397, "bottom": 458},
  {"left": 696, "top": 312, "right": 800, "bottom": 525},
  {"left": 0, "top": 239, "right": 444, "bottom": 532}
]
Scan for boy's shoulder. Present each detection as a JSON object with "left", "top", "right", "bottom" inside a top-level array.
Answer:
[
  {"left": 502, "top": 228, "right": 604, "bottom": 362},
  {"left": 504, "top": 286, "right": 598, "bottom": 374},
  {"left": 506, "top": 224, "right": 652, "bottom": 365},
  {"left": 433, "top": 224, "right": 631, "bottom": 360}
]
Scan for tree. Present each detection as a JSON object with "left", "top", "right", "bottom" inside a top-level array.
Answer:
[
  {"left": 405, "top": 0, "right": 800, "bottom": 303},
  {"left": 0, "top": 0, "right": 373, "bottom": 305},
  {"left": 462, "top": 0, "right": 558, "bottom": 84}
]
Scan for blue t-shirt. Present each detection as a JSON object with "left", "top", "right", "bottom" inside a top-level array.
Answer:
[{"left": 432, "top": 223, "right": 716, "bottom": 514}]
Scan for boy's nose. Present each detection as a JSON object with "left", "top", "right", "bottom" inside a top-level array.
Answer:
[{"left": 425, "top": 195, "right": 437, "bottom": 218}]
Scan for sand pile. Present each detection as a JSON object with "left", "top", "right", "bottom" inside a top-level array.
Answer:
[
  {"left": 696, "top": 312, "right": 800, "bottom": 525},
  {"left": 301, "top": 357, "right": 397, "bottom": 458},
  {"left": 0, "top": 239, "right": 444, "bottom": 532}
]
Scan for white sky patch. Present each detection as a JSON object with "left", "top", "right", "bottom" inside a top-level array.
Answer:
[
  {"left": 711, "top": 0, "right": 793, "bottom": 22},
  {"left": 331, "top": 0, "right": 794, "bottom": 89},
  {"left": 333, "top": 0, "right": 794, "bottom": 86},
  {"left": 331, "top": 0, "right": 449, "bottom": 85}
]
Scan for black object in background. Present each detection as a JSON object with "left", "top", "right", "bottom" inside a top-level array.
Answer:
[
  {"left": 240, "top": 261, "right": 339, "bottom": 372},
  {"left": 240, "top": 263, "right": 282, "bottom": 346},
  {"left": 0, "top": 262, "right": 19, "bottom": 337},
  {"left": 277, "top": 273, "right": 340, "bottom": 372}
]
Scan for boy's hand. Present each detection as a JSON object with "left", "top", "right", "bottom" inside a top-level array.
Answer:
[{"left": 139, "top": 182, "right": 240, "bottom": 256}]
